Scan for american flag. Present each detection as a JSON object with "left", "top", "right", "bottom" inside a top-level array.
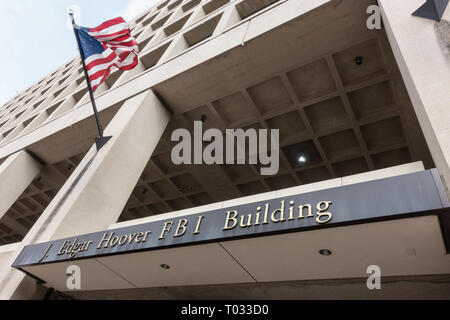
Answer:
[{"left": 76, "top": 17, "right": 139, "bottom": 92}]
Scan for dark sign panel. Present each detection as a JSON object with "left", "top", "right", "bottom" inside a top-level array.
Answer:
[{"left": 12, "top": 169, "right": 450, "bottom": 268}]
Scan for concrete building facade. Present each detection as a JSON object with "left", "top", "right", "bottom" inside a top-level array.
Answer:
[{"left": 0, "top": 0, "right": 449, "bottom": 299}]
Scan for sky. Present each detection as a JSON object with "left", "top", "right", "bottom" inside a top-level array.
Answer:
[{"left": 0, "top": 0, "right": 160, "bottom": 106}]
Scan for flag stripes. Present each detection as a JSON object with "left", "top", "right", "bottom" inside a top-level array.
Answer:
[{"left": 77, "top": 17, "right": 138, "bottom": 92}]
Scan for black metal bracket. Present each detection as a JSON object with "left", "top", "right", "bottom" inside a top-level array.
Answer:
[
  {"left": 412, "top": 0, "right": 449, "bottom": 21},
  {"left": 95, "top": 136, "right": 112, "bottom": 151}
]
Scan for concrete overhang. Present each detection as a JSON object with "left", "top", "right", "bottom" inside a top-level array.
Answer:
[
  {"left": 15, "top": 216, "right": 450, "bottom": 293},
  {"left": 12, "top": 169, "right": 450, "bottom": 292}
]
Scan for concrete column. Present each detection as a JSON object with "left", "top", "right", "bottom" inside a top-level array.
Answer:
[
  {"left": 0, "top": 150, "right": 43, "bottom": 220},
  {"left": 0, "top": 244, "right": 19, "bottom": 282},
  {"left": 0, "top": 89, "right": 171, "bottom": 299},
  {"left": 378, "top": 0, "right": 450, "bottom": 196}
]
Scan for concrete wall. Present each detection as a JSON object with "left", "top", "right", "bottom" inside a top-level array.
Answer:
[{"left": 379, "top": 0, "right": 450, "bottom": 197}]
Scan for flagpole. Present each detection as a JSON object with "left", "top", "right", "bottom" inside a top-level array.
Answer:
[{"left": 69, "top": 11, "right": 112, "bottom": 151}]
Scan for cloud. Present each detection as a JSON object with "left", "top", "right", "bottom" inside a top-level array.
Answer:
[{"left": 121, "top": 0, "right": 160, "bottom": 21}]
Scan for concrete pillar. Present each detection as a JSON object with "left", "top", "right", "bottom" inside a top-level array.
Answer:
[
  {"left": 0, "top": 150, "right": 43, "bottom": 220},
  {"left": 0, "top": 89, "right": 171, "bottom": 299},
  {"left": 0, "top": 244, "right": 19, "bottom": 283},
  {"left": 378, "top": 0, "right": 450, "bottom": 196}
]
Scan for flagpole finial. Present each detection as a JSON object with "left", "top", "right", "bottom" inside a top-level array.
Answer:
[
  {"left": 68, "top": 8, "right": 78, "bottom": 28},
  {"left": 68, "top": 8, "right": 75, "bottom": 23}
]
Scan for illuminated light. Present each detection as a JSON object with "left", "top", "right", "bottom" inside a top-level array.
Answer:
[{"left": 298, "top": 155, "right": 307, "bottom": 163}]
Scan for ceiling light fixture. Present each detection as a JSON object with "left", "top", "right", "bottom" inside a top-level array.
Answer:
[
  {"left": 319, "top": 249, "right": 332, "bottom": 256},
  {"left": 160, "top": 264, "right": 171, "bottom": 270},
  {"left": 298, "top": 155, "right": 307, "bottom": 164}
]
